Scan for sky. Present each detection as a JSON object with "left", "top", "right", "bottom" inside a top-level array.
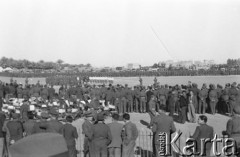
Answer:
[{"left": 0, "top": 0, "right": 240, "bottom": 67}]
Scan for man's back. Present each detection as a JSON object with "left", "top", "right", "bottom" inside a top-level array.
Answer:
[
  {"left": 227, "top": 116, "right": 240, "bottom": 136},
  {"left": 7, "top": 120, "right": 23, "bottom": 141},
  {"left": 62, "top": 123, "right": 78, "bottom": 146},
  {"left": 108, "top": 121, "right": 124, "bottom": 148},
  {"left": 192, "top": 124, "right": 214, "bottom": 140},
  {"left": 151, "top": 114, "right": 176, "bottom": 134},
  {"left": 151, "top": 113, "right": 176, "bottom": 144},
  {"left": 23, "top": 119, "right": 36, "bottom": 136},
  {"left": 82, "top": 120, "right": 93, "bottom": 138},
  {"left": 0, "top": 112, "right": 6, "bottom": 138},
  {"left": 123, "top": 121, "right": 138, "bottom": 143},
  {"left": 91, "top": 123, "right": 111, "bottom": 140},
  {"left": 45, "top": 119, "right": 63, "bottom": 134},
  {"left": 32, "top": 120, "right": 48, "bottom": 134},
  {"left": 192, "top": 124, "right": 214, "bottom": 151}
]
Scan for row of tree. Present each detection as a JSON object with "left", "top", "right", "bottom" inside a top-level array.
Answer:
[{"left": 0, "top": 57, "right": 91, "bottom": 70}]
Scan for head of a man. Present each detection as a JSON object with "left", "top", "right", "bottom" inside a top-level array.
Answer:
[
  {"left": 66, "top": 115, "right": 73, "bottom": 123},
  {"left": 122, "top": 113, "right": 130, "bottom": 122},
  {"left": 182, "top": 90, "right": 187, "bottom": 98},
  {"left": 198, "top": 115, "right": 207, "bottom": 124},
  {"left": 112, "top": 113, "right": 119, "bottom": 122}
]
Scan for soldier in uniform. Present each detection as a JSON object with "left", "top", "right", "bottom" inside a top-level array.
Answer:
[
  {"left": 42, "top": 109, "right": 63, "bottom": 134},
  {"left": 120, "top": 86, "right": 127, "bottom": 114},
  {"left": 222, "top": 83, "right": 230, "bottom": 114},
  {"left": 32, "top": 112, "right": 50, "bottom": 134},
  {"left": 179, "top": 90, "right": 188, "bottom": 124},
  {"left": 208, "top": 84, "right": 218, "bottom": 115},
  {"left": 139, "top": 77, "right": 143, "bottom": 86},
  {"left": 229, "top": 82, "right": 238, "bottom": 116},
  {"left": 23, "top": 111, "right": 36, "bottom": 137},
  {"left": 114, "top": 87, "right": 121, "bottom": 114},
  {"left": 90, "top": 113, "right": 112, "bottom": 157},
  {"left": 16, "top": 84, "right": 23, "bottom": 98},
  {"left": 122, "top": 113, "right": 138, "bottom": 157},
  {"left": 148, "top": 95, "right": 157, "bottom": 124},
  {"left": 198, "top": 84, "right": 208, "bottom": 114},
  {"left": 62, "top": 116, "right": 78, "bottom": 157},
  {"left": 82, "top": 113, "right": 93, "bottom": 157},
  {"left": 20, "top": 100, "right": 29, "bottom": 122},
  {"left": 190, "top": 83, "right": 200, "bottom": 113},
  {"left": 3, "top": 113, "right": 23, "bottom": 146},
  {"left": 0, "top": 111, "right": 6, "bottom": 156},
  {"left": 158, "top": 85, "right": 168, "bottom": 111},
  {"left": 21, "top": 85, "right": 29, "bottom": 100},
  {"left": 40, "top": 85, "right": 49, "bottom": 101},
  {"left": 108, "top": 113, "right": 124, "bottom": 157},
  {"left": 8, "top": 83, "right": 16, "bottom": 98},
  {"left": 48, "top": 84, "right": 55, "bottom": 100},
  {"left": 139, "top": 87, "right": 146, "bottom": 113},
  {"left": 146, "top": 86, "right": 154, "bottom": 112},
  {"left": 149, "top": 106, "right": 176, "bottom": 157},
  {"left": 224, "top": 105, "right": 240, "bottom": 155},
  {"left": 126, "top": 87, "right": 134, "bottom": 113}
]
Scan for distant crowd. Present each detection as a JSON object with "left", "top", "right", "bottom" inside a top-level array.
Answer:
[
  {"left": 0, "top": 78, "right": 240, "bottom": 157},
  {"left": 1, "top": 67, "right": 240, "bottom": 79}
]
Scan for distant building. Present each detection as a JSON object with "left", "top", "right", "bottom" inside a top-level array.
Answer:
[
  {"left": 159, "top": 60, "right": 174, "bottom": 68},
  {"left": 203, "top": 60, "right": 215, "bottom": 66},
  {"left": 126, "top": 63, "right": 140, "bottom": 70},
  {"left": 194, "top": 61, "right": 203, "bottom": 67},
  {"left": 176, "top": 61, "right": 193, "bottom": 69},
  {"left": 116, "top": 67, "right": 124, "bottom": 71}
]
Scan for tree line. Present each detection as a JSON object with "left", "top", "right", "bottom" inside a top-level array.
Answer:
[{"left": 0, "top": 57, "right": 92, "bottom": 70}]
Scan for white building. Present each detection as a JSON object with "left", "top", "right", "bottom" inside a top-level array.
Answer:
[{"left": 126, "top": 63, "right": 140, "bottom": 69}]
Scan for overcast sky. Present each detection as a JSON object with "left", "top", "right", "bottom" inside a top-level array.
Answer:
[{"left": 0, "top": 0, "right": 240, "bottom": 67}]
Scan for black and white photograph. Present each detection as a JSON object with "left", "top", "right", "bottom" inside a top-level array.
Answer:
[{"left": 0, "top": 0, "right": 240, "bottom": 157}]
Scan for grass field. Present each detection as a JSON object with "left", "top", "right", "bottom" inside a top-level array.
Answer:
[{"left": 1, "top": 75, "right": 240, "bottom": 87}]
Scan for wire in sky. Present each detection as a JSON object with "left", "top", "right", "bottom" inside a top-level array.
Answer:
[{"left": 150, "top": 25, "right": 174, "bottom": 59}]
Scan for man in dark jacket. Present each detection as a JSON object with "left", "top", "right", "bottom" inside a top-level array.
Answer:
[
  {"left": 191, "top": 115, "right": 214, "bottom": 156},
  {"left": 62, "top": 116, "right": 78, "bottom": 157},
  {"left": 5, "top": 113, "right": 23, "bottom": 145},
  {"left": 179, "top": 90, "right": 188, "bottom": 124},
  {"left": 224, "top": 105, "right": 240, "bottom": 155},
  {"left": 150, "top": 106, "right": 176, "bottom": 157},
  {"left": 90, "top": 113, "right": 112, "bottom": 157},
  {"left": 43, "top": 109, "right": 63, "bottom": 134},
  {"left": 146, "top": 86, "right": 154, "bottom": 112},
  {"left": 82, "top": 113, "right": 93, "bottom": 157},
  {"left": 122, "top": 113, "right": 138, "bottom": 157},
  {"left": 0, "top": 111, "right": 6, "bottom": 156}
]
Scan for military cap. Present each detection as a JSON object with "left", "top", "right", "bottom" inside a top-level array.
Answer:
[{"left": 9, "top": 133, "right": 68, "bottom": 157}]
